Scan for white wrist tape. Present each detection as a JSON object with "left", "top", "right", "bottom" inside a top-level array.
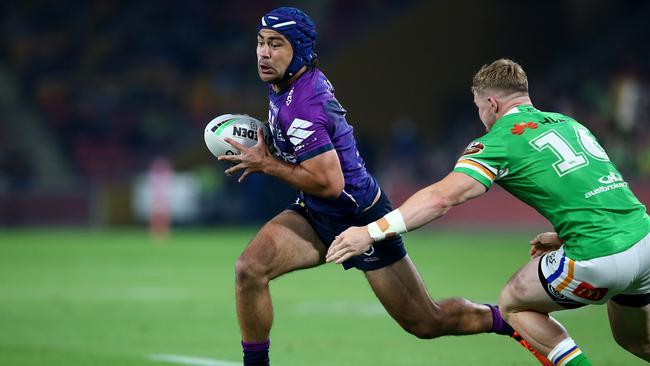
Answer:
[{"left": 366, "top": 209, "right": 408, "bottom": 242}]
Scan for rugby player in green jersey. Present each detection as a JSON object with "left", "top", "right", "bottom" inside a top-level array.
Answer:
[{"left": 327, "top": 59, "right": 650, "bottom": 365}]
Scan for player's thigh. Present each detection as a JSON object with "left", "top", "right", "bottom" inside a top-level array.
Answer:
[
  {"left": 365, "top": 255, "right": 433, "bottom": 317},
  {"left": 607, "top": 301, "right": 650, "bottom": 351},
  {"left": 606, "top": 234, "right": 650, "bottom": 350},
  {"left": 238, "top": 210, "right": 326, "bottom": 280},
  {"left": 500, "top": 257, "right": 567, "bottom": 313}
]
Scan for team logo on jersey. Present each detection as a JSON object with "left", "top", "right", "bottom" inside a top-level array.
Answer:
[
  {"left": 287, "top": 118, "right": 315, "bottom": 147},
  {"left": 462, "top": 141, "right": 485, "bottom": 155},
  {"left": 572, "top": 282, "right": 608, "bottom": 301},
  {"left": 511, "top": 122, "right": 538, "bottom": 135}
]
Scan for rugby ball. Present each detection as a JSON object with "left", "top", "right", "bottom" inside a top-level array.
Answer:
[{"left": 204, "top": 114, "right": 271, "bottom": 158}]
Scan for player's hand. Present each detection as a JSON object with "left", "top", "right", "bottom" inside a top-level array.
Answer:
[
  {"left": 326, "top": 226, "right": 373, "bottom": 264},
  {"left": 218, "top": 127, "right": 271, "bottom": 182},
  {"left": 529, "top": 231, "right": 563, "bottom": 258}
]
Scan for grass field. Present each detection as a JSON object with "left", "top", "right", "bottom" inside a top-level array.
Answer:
[{"left": 0, "top": 228, "right": 645, "bottom": 366}]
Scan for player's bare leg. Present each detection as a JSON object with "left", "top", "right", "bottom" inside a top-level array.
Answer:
[
  {"left": 367, "top": 255, "right": 553, "bottom": 364},
  {"left": 235, "top": 210, "right": 326, "bottom": 364},
  {"left": 607, "top": 301, "right": 650, "bottom": 361},
  {"left": 365, "top": 255, "right": 492, "bottom": 337},
  {"left": 500, "top": 257, "right": 592, "bottom": 365}
]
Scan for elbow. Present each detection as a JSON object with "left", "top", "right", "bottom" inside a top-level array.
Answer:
[
  {"left": 427, "top": 190, "right": 453, "bottom": 216},
  {"left": 310, "top": 170, "right": 344, "bottom": 199},
  {"left": 321, "top": 181, "right": 344, "bottom": 200},
  {"left": 317, "top": 174, "right": 344, "bottom": 199}
]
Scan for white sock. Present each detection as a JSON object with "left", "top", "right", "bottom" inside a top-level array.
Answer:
[{"left": 547, "top": 337, "right": 582, "bottom": 366}]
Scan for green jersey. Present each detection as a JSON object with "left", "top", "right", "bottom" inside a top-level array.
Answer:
[{"left": 453, "top": 105, "right": 650, "bottom": 260}]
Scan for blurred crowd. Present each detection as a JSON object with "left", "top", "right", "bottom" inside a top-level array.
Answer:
[
  {"left": 0, "top": 0, "right": 404, "bottom": 183},
  {"left": 377, "top": 54, "right": 650, "bottom": 203},
  {"left": 547, "top": 59, "right": 650, "bottom": 178},
  {"left": 2, "top": 1, "right": 265, "bottom": 181},
  {"left": 0, "top": 1, "right": 648, "bottom": 225}
]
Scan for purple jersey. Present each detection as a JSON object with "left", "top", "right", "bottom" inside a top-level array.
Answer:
[{"left": 266, "top": 68, "right": 378, "bottom": 217}]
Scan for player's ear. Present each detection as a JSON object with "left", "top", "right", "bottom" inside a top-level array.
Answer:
[{"left": 488, "top": 97, "right": 499, "bottom": 114}]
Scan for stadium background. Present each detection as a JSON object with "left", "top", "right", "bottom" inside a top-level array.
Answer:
[{"left": 1, "top": 1, "right": 649, "bottom": 365}]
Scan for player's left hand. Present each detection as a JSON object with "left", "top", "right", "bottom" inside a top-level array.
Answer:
[
  {"left": 326, "top": 226, "right": 373, "bottom": 264},
  {"left": 218, "top": 127, "right": 271, "bottom": 182},
  {"left": 529, "top": 231, "right": 563, "bottom": 258}
]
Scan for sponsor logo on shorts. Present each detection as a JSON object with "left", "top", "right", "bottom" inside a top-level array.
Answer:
[
  {"left": 547, "top": 283, "right": 567, "bottom": 300},
  {"left": 363, "top": 245, "right": 375, "bottom": 256},
  {"left": 545, "top": 252, "right": 557, "bottom": 266},
  {"left": 362, "top": 246, "right": 379, "bottom": 263},
  {"left": 572, "top": 282, "right": 608, "bottom": 301}
]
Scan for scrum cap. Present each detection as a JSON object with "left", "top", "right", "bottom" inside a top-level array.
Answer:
[{"left": 257, "top": 7, "right": 317, "bottom": 80}]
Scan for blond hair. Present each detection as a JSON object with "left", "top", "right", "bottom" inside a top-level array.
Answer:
[{"left": 471, "top": 59, "right": 528, "bottom": 94}]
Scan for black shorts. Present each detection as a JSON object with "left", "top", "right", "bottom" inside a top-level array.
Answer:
[{"left": 288, "top": 191, "right": 407, "bottom": 272}]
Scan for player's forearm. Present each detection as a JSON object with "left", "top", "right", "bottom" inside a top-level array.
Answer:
[
  {"left": 400, "top": 186, "right": 452, "bottom": 230},
  {"left": 367, "top": 185, "right": 452, "bottom": 242},
  {"left": 263, "top": 158, "right": 342, "bottom": 198}
]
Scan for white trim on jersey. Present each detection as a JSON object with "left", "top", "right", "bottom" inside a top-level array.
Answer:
[
  {"left": 465, "top": 157, "right": 497, "bottom": 175},
  {"left": 455, "top": 157, "right": 497, "bottom": 182},
  {"left": 504, "top": 107, "right": 520, "bottom": 116},
  {"left": 341, "top": 190, "right": 358, "bottom": 207}
]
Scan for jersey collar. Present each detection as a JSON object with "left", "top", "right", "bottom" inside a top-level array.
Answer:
[{"left": 504, "top": 105, "right": 537, "bottom": 116}]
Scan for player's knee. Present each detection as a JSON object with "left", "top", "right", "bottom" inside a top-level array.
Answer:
[
  {"left": 401, "top": 321, "right": 444, "bottom": 339},
  {"left": 498, "top": 290, "right": 513, "bottom": 322},
  {"left": 498, "top": 277, "right": 529, "bottom": 320},
  {"left": 235, "top": 253, "right": 270, "bottom": 288},
  {"left": 397, "top": 306, "right": 448, "bottom": 339},
  {"left": 613, "top": 335, "right": 650, "bottom": 361}
]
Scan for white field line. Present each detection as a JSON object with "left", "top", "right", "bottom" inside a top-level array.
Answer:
[
  {"left": 292, "top": 301, "right": 386, "bottom": 317},
  {"left": 147, "top": 354, "right": 240, "bottom": 366}
]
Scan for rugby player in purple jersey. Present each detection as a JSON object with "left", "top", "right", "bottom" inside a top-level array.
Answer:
[{"left": 218, "top": 7, "right": 549, "bottom": 366}]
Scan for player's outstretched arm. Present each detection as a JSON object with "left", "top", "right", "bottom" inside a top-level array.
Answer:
[
  {"left": 396, "top": 172, "right": 486, "bottom": 232},
  {"left": 218, "top": 128, "right": 344, "bottom": 199},
  {"left": 326, "top": 172, "right": 486, "bottom": 264}
]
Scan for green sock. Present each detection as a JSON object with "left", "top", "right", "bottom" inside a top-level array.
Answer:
[{"left": 565, "top": 353, "right": 592, "bottom": 366}]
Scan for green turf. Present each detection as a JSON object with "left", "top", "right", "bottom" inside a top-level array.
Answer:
[{"left": 0, "top": 228, "right": 645, "bottom": 365}]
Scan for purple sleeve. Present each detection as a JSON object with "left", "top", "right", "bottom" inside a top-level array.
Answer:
[{"left": 288, "top": 100, "right": 334, "bottom": 162}]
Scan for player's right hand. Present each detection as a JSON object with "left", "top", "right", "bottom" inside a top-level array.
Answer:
[
  {"left": 326, "top": 226, "right": 373, "bottom": 264},
  {"left": 529, "top": 232, "right": 563, "bottom": 258},
  {"left": 219, "top": 127, "right": 271, "bottom": 183}
]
